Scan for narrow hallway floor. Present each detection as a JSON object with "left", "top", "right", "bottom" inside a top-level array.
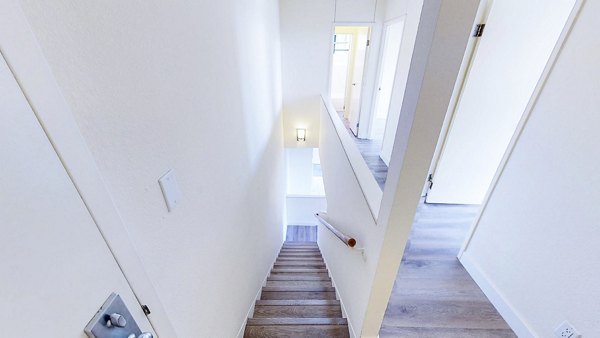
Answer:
[
  {"left": 338, "top": 112, "right": 388, "bottom": 190},
  {"left": 379, "top": 202, "right": 516, "bottom": 338}
]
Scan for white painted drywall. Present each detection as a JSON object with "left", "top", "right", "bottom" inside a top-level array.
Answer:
[
  {"left": 319, "top": 104, "right": 379, "bottom": 338},
  {"left": 0, "top": 52, "right": 153, "bottom": 337},
  {"left": 318, "top": 2, "right": 479, "bottom": 335},
  {"left": 379, "top": 0, "right": 423, "bottom": 165},
  {"left": 18, "top": 0, "right": 285, "bottom": 337},
  {"left": 383, "top": 0, "right": 409, "bottom": 21},
  {"left": 286, "top": 196, "right": 327, "bottom": 225},
  {"left": 335, "top": 0, "right": 378, "bottom": 22},
  {"left": 280, "top": 0, "right": 384, "bottom": 143},
  {"left": 461, "top": 1, "right": 600, "bottom": 336},
  {"left": 426, "top": 0, "right": 576, "bottom": 205},
  {"left": 0, "top": 4, "right": 177, "bottom": 334},
  {"left": 280, "top": 0, "right": 335, "bottom": 147}
]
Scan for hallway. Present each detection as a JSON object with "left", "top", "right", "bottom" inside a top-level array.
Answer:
[
  {"left": 379, "top": 202, "right": 515, "bottom": 337},
  {"left": 338, "top": 112, "right": 388, "bottom": 189}
]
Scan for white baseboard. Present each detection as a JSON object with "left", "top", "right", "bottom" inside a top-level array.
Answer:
[{"left": 460, "top": 254, "right": 535, "bottom": 338}]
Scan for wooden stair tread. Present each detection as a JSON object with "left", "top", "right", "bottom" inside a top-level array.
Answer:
[
  {"left": 244, "top": 242, "right": 349, "bottom": 337},
  {"left": 244, "top": 325, "right": 350, "bottom": 338},
  {"left": 247, "top": 318, "right": 347, "bottom": 326},
  {"left": 260, "top": 291, "right": 336, "bottom": 300},
  {"left": 268, "top": 275, "right": 331, "bottom": 281},
  {"left": 266, "top": 280, "right": 332, "bottom": 287},
  {"left": 274, "top": 261, "right": 325, "bottom": 265},
  {"left": 253, "top": 305, "right": 342, "bottom": 318},
  {"left": 256, "top": 300, "right": 340, "bottom": 306},
  {"left": 262, "top": 286, "right": 335, "bottom": 292}
]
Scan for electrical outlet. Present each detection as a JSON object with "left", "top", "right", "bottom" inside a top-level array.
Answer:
[{"left": 554, "top": 320, "right": 581, "bottom": 338}]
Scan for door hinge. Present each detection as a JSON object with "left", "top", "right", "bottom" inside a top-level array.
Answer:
[
  {"left": 141, "top": 305, "right": 151, "bottom": 316},
  {"left": 473, "top": 24, "right": 486, "bottom": 37},
  {"left": 366, "top": 39, "right": 370, "bottom": 47},
  {"left": 427, "top": 174, "right": 434, "bottom": 191}
]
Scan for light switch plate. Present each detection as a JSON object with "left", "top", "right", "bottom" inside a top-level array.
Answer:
[{"left": 158, "top": 169, "right": 182, "bottom": 212}]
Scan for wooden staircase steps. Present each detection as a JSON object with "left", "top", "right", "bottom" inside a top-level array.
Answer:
[{"left": 244, "top": 241, "right": 350, "bottom": 338}]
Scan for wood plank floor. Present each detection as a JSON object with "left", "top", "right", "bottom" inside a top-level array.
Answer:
[
  {"left": 380, "top": 202, "right": 516, "bottom": 337},
  {"left": 338, "top": 112, "right": 388, "bottom": 190},
  {"left": 286, "top": 225, "right": 318, "bottom": 242}
]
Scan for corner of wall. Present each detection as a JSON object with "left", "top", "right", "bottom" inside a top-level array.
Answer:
[{"left": 459, "top": 253, "right": 535, "bottom": 338}]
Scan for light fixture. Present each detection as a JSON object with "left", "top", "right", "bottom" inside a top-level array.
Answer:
[{"left": 296, "top": 128, "right": 306, "bottom": 142}]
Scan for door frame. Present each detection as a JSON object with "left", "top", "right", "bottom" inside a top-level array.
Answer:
[
  {"left": 367, "top": 16, "right": 407, "bottom": 140},
  {"left": 0, "top": 2, "right": 177, "bottom": 337},
  {"left": 326, "top": 22, "right": 374, "bottom": 136},
  {"left": 422, "top": 0, "right": 494, "bottom": 198}
]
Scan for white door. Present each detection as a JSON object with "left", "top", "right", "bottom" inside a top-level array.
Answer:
[
  {"left": 0, "top": 54, "right": 154, "bottom": 337},
  {"left": 372, "top": 19, "right": 405, "bottom": 141},
  {"left": 426, "top": 0, "right": 576, "bottom": 204},
  {"left": 347, "top": 28, "right": 369, "bottom": 136}
]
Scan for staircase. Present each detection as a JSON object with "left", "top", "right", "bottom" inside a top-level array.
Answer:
[{"left": 244, "top": 242, "right": 350, "bottom": 337}]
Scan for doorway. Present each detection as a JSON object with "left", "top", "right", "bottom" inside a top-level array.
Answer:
[
  {"left": 329, "top": 26, "right": 370, "bottom": 137},
  {"left": 371, "top": 18, "right": 405, "bottom": 142},
  {"left": 425, "top": 0, "right": 577, "bottom": 205}
]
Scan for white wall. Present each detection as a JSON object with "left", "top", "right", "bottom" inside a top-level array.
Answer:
[
  {"left": 461, "top": 1, "right": 600, "bottom": 336},
  {"left": 280, "top": 0, "right": 335, "bottom": 147},
  {"left": 426, "top": 0, "right": 575, "bottom": 205},
  {"left": 378, "top": 0, "right": 423, "bottom": 165},
  {"left": 383, "top": 0, "right": 409, "bottom": 21},
  {"left": 286, "top": 148, "right": 315, "bottom": 194},
  {"left": 286, "top": 196, "right": 327, "bottom": 225},
  {"left": 280, "top": 0, "right": 382, "bottom": 144},
  {"left": 18, "top": 1, "right": 285, "bottom": 337},
  {"left": 318, "top": 1, "right": 479, "bottom": 336}
]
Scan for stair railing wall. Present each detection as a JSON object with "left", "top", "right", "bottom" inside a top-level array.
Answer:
[{"left": 317, "top": 97, "right": 382, "bottom": 338}]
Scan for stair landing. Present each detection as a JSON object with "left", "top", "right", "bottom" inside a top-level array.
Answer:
[{"left": 244, "top": 242, "right": 350, "bottom": 337}]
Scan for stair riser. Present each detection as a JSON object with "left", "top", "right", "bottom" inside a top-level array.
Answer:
[
  {"left": 244, "top": 242, "right": 349, "bottom": 338},
  {"left": 268, "top": 275, "right": 331, "bottom": 281},
  {"left": 277, "top": 257, "right": 324, "bottom": 261},
  {"left": 280, "top": 249, "right": 320, "bottom": 251},
  {"left": 244, "top": 325, "right": 350, "bottom": 338},
  {"left": 261, "top": 291, "right": 337, "bottom": 300},
  {"left": 271, "top": 269, "right": 328, "bottom": 274},
  {"left": 274, "top": 265, "right": 326, "bottom": 269},
  {"left": 253, "top": 305, "right": 342, "bottom": 318},
  {"left": 266, "top": 281, "right": 332, "bottom": 287}
]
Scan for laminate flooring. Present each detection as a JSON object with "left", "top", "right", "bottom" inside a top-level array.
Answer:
[
  {"left": 338, "top": 112, "right": 388, "bottom": 190},
  {"left": 379, "top": 202, "right": 516, "bottom": 337},
  {"left": 286, "top": 225, "right": 318, "bottom": 242}
]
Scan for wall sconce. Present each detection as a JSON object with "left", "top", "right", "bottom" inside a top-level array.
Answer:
[{"left": 296, "top": 128, "right": 306, "bottom": 142}]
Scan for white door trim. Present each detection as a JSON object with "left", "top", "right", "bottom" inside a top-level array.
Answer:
[
  {"left": 423, "top": 0, "right": 494, "bottom": 197},
  {"left": 0, "top": 2, "right": 177, "bottom": 336},
  {"left": 367, "top": 15, "right": 407, "bottom": 140},
  {"left": 458, "top": 0, "right": 584, "bottom": 258}
]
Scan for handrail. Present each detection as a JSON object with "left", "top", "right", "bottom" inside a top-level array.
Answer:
[{"left": 315, "top": 212, "right": 357, "bottom": 248}]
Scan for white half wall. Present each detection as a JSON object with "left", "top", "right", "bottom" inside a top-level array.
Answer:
[
  {"left": 460, "top": 1, "right": 600, "bottom": 336},
  {"left": 18, "top": 0, "right": 285, "bottom": 337},
  {"left": 286, "top": 196, "right": 327, "bottom": 226}
]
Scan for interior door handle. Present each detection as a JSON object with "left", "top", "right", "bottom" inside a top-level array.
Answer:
[{"left": 352, "top": 83, "right": 356, "bottom": 86}]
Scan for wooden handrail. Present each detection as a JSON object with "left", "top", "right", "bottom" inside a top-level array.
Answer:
[{"left": 314, "top": 212, "right": 357, "bottom": 248}]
